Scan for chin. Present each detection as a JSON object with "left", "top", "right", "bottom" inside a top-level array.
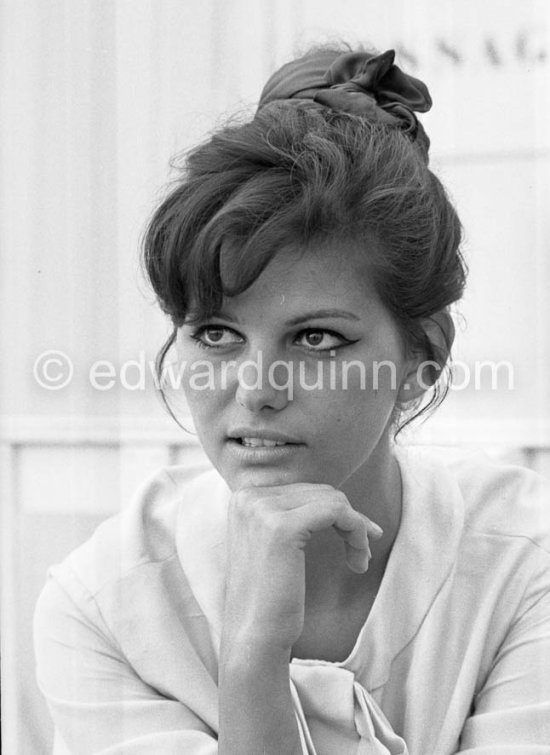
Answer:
[
  {"left": 227, "top": 464, "right": 339, "bottom": 491},
  {"left": 226, "top": 468, "right": 301, "bottom": 490}
]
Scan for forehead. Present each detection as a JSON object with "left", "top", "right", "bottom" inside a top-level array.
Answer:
[{"left": 224, "top": 239, "right": 382, "bottom": 314}]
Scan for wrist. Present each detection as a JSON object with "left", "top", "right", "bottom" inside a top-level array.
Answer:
[
  {"left": 218, "top": 635, "right": 299, "bottom": 755},
  {"left": 220, "top": 631, "right": 292, "bottom": 672}
]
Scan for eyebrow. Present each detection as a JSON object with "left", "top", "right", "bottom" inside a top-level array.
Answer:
[
  {"left": 286, "top": 309, "right": 361, "bottom": 325},
  {"left": 199, "top": 308, "right": 362, "bottom": 326}
]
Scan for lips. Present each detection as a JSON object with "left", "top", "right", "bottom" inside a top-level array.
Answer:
[
  {"left": 225, "top": 430, "right": 304, "bottom": 469},
  {"left": 240, "top": 437, "right": 288, "bottom": 447},
  {"left": 228, "top": 428, "right": 302, "bottom": 447}
]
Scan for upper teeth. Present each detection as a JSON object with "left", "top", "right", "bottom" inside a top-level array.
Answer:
[{"left": 241, "top": 437, "right": 287, "bottom": 447}]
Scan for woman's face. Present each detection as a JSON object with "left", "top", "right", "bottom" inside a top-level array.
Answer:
[{"left": 176, "top": 240, "right": 414, "bottom": 492}]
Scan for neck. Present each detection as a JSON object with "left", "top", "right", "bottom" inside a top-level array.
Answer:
[
  {"left": 303, "top": 435, "right": 403, "bottom": 605},
  {"left": 341, "top": 435, "right": 402, "bottom": 549}
]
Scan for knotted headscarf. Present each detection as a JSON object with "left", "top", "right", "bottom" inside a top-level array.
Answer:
[{"left": 258, "top": 48, "right": 432, "bottom": 154}]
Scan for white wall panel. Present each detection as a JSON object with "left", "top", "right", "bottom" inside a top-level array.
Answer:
[{"left": 422, "top": 155, "right": 550, "bottom": 435}]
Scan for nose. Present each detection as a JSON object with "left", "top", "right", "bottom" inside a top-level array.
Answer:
[{"left": 234, "top": 357, "right": 292, "bottom": 412}]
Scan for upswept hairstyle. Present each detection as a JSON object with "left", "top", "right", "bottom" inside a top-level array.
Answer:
[{"left": 142, "top": 58, "right": 467, "bottom": 435}]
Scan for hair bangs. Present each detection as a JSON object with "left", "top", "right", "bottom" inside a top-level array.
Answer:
[{"left": 179, "top": 169, "right": 300, "bottom": 320}]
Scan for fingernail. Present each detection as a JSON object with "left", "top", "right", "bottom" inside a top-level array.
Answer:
[
  {"left": 369, "top": 522, "right": 384, "bottom": 539},
  {"left": 348, "top": 556, "right": 369, "bottom": 574}
]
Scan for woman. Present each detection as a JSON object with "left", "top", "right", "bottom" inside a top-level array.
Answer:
[{"left": 34, "top": 45, "right": 550, "bottom": 754}]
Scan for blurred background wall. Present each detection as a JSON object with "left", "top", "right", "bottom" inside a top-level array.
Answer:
[{"left": 1, "top": 0, "right": 549, "bottom": 751}]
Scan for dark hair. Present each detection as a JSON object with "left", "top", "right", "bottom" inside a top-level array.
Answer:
[{"left": 142, "top": 63, "right": 467, "bottom": 436}]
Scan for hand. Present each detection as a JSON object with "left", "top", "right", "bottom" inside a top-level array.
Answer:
[{"left": 221, "top": 483, "right": 383, "bottom": 655}]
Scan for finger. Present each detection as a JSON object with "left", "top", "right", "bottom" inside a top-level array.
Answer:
[
  {"left": 364, "top": 517, "right": 384, "bottom": 540},
  {"left": 286, "top": 499, "right": 371, "bottom": 569},
  {"left": 283, "top": 496, "right": 375, "bottom": 546},
  {"left": 334, "top": 512, "right": 383, "bottom": 544},
  {"left": 235, "top": 485, "right": 384, "bottom": 540},
  {"left": 232, "top": 487, "right": 383, "bottom": 573},
  {"left": 344, "top": 543, "right": 372, "bottom": 574},
  {"left": 335, "top": 512, "right": 383, "bottom": 573}
]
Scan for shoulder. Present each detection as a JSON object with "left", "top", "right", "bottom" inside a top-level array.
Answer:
[
  {"left": 50, "top": 460, "right": 225, "bottom": 600},
  {"left": 397, "top": 444, "right": 550, "bottom": 550},
  {"left": 394, "top": 444, "right": 550, "bottom": 647},
  {"left": 447, "top": 447, "right": 549, "bottom": 550}
]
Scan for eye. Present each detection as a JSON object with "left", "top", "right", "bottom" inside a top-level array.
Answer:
[
  {"left": 295, "top": 329, "right": 353, "bottom": 352},
  {"left": 192, "top": 325, "right": 244, "bottom": 349}
]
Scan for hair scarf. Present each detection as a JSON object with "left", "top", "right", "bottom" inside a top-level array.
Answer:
[{"left": 258, "top": 49, "right": 432, "bottom": 156}]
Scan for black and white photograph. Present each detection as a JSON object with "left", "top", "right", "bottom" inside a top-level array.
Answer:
[{"left": 1, "top": 1, "right": 549, "bottom": 752}]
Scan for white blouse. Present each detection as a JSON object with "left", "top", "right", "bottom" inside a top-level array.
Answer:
[{"left": 34, "top": 445, "right": 550, "bottom": 754}]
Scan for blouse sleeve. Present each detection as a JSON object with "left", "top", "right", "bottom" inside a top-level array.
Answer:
[
  {"left": 456, "top": 584, "right": 550, "bottom": 753},
  {"left": 34, "top": 574, "right": 219, "bottom": 755}
]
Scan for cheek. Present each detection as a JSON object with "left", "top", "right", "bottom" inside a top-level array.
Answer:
[
  {"left": 181, "top": 390, "right": 222, "bottom": 456},
  {"left": 325, "top": 357, "right": 401, "bottom": 404},
  {"left": 176, "top": 343, "right": 226, "bottom": 405},
  {"left": 304, "top": 363, "right": 400, "bottom": 445},
  {"left": 183, "top": 379, "right": 225, "bottom": 421},
  {"left": 343, "top": 348, "right": 405, "bottom": 410}
]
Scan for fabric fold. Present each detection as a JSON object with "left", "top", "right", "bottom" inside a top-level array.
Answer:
[
  {"left": 353, "top": 681, "right": 407, "bottom": 754},
  {"left": 290, "top": 680, "right": 319, "bottom": 755},
  {"left": 290, "top": 663, "right": 408, "bottom": 754}
]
